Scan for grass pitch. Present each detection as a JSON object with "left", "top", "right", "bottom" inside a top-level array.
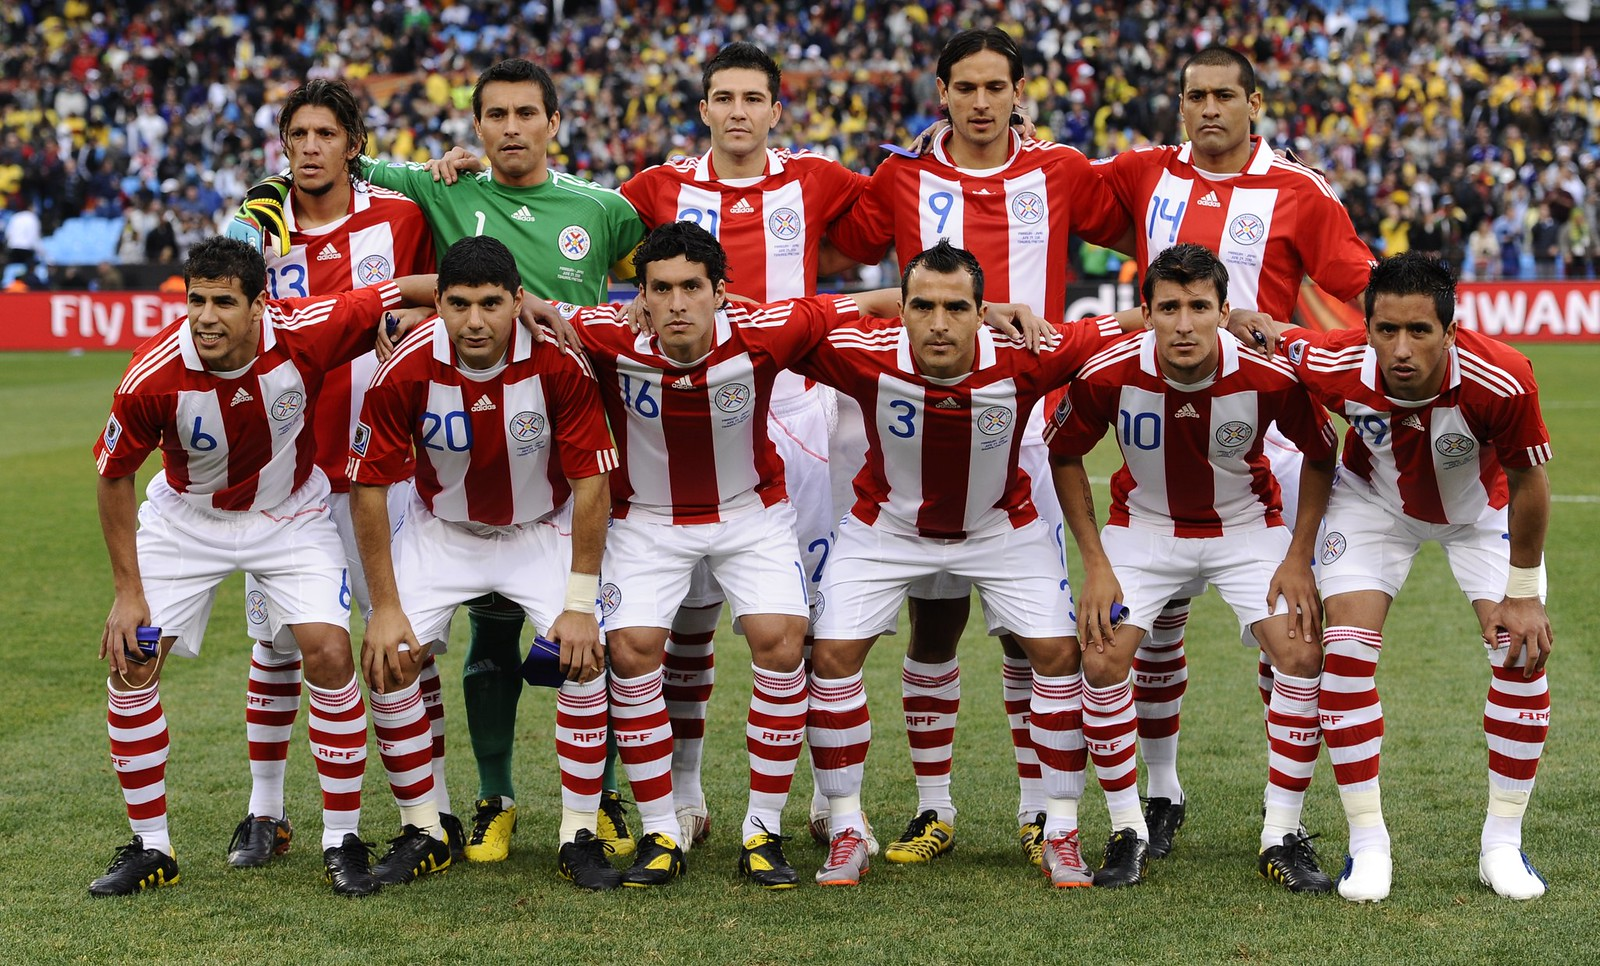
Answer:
[{"left": 2, "top": 347, "right": 1596, "bottom": 965}]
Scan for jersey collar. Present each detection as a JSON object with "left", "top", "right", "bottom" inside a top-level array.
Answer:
[
  {"left": 431, "top": 316, "right": 534, "bottom": 368},
  {"left": 930, "top": 129, "right": 1022, "bottom": 175},
  {"left": 1360, "top": 342, "right": 1460, "bottom": 403},
  {"left": 697, "top": 148, "right": 783, "bottom": 181},
  {"left": 1176, "top": 135, "right": 1273, "bottom": 176},
  {"left": 177, "top": 311, "right": 275, "bottom": 372},
  {"left": 895, "top": 324, "right": 995, "bottom": 380},
  {"left": 282, "top": 178, "right": 365, "bottom": 234},
  {"left": 1137, "top": 328, "right": 1240, "bottom": 390}
]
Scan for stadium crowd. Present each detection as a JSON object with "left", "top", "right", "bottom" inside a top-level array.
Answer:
[{"left": 4, "top": 1, "right": 1599, "bottom": 281}]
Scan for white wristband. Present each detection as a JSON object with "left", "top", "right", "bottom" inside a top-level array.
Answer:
[
  {"left": 1505, "top": 564, "right": 1542, "bottom": 599},
  {"left": 564, "top": 572, "right": 600, "bottom": 613}
]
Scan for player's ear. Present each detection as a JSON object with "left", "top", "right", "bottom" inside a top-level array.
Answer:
[
  {"left": 1141, "top": 302, "right": 1154, "bottom": 329},
  {"left": 512, "top": 285, "right": 525, "bottom": 316},
  {"left": 699, "top": 99, "right": 711, "bottom": 127},
  {"left": 548, "top": 110, "right": 561, "bottom": 136},
  {"left": 770, "top": 98, "right": 783, "bottom": 128},
  {"left": 713, "top": 278, "right": 726, "bottom": 306}
]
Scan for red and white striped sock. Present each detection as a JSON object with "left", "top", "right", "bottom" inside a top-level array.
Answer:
[
  {"left": 902, "top": 656, "right": 959, "bottom": 825},
  {"left": 108, "top": 681, "right": 171, "bottom": 855},
  {"left": 369, "top": 680, "right": 440, "bottom": 838},
  {"left": 306, "top": 676, "right": 367, "bottom": 849},
  {"left": 662, "top": 607, "right": 717, "bottom": 810},
  {"left": 1257, "top": 653, "right": 1276, "bottom": 710},
  {"left": 245, "top": 643, "right": 301, "bottom": 820},
  {"left": 1263, "top": 671, "right": 1321, "bottom": 848},
  {"left": 610, "top": 669, "right": 677, "bottom": 841},
  {"left": 1084, "top": 675, "right": 1146, "bottom": 839},
  {"left": 1321, "top": 626, "right": 1388, "bottom": 855},
  {"left": 1133, "top": 602, "right": 1188, "bottom": 803},
  {"left": 415, "top": 655, "right": 451, "bottom": 817},
  {"left": 1028, "top": 671, "right": 1086, "bottom": 839},
  {"left": 745, "top": 664, "right": 808, "bottom": 840},
  {"left": 1002, "top": 655, "right": 1046, "bottom": 822},
  {"left": 808, "top": 671, "right": 871, "bottom": 837},
  {"left": 556, "top": 674, "right": 609, "bottom": 842},
  {"left": 1482, "top": 632, "right": 1550, "bottom": 852}
]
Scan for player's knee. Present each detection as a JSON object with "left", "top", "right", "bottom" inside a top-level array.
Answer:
[{"left": 291, "top": 622, "right": 355, "bottom": 685}]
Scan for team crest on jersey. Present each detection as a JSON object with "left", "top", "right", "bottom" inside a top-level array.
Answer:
[
  {"left": 767, "top": 207, "right": 801, "bottom": 241},
  {"left": 1287, "top": 339, "right": 1309, "bottom": 365},
  {"left": 357, "top": 253, "right": 393, "bottom": 285},
  {"left": 599, "top": 582, "right": 622, "bottom": 617},
  {"left": 1228, "top": 213, "right": 1266, "bottom": 246},
  {"left": 811, "top": 591, "right": 826, "bottom": 619},
  {"left": 559, "top": 226, "right": 592, "bottom": 260},
  {"left": 1320, "top": 531, "right": 1347, "bottom": 565},
  {"left": 1011, "top": 191, "right": 1045, "bottom": 225},
  {"left": 103, "top": 414, "right": 122, "bottom": 453},
  {"left": 1215, "top": 420, "right": 1253, "bottom": 448},
  {"left": 270, "top": 390, "right": 305, "bottom": 421},
  {"left": 509, "top": 411, "right": 547, "bottom": 443},
  {"left": 247, "top": 590, "right": 269, "bottom": 625},
  {"left": 978, "top": 406, "right": 1014, "bottom": 436},
  {"left": 352, "top": 421, "right": 372, "bottom": 457},
  {"left": 1052, "top": 395, "right": 1072, "bottom": 426},
  {"left": 1435, "top": 433, "right": 1475, "bottom": 458},
  {"left": 715, "top": 383, "right": 752, "bottom": 412}
]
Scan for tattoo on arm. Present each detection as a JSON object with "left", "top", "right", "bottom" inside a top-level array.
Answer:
[{"left": 1079, "top": 480, "right": 1097, "bottom": 527}]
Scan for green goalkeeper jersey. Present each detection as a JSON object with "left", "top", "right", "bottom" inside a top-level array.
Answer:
[{"left": 359, "top": 157, "right": 645, "bottom": 305}]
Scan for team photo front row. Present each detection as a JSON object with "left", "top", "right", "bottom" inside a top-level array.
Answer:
[{"left": 90, "top": 226, "right": 1554, "bottom": 905}]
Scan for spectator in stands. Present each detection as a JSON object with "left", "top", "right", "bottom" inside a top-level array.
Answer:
[
  {"left": 5, "top": 196, "right": 40, "bottom": 270},
  {"left": 1529, "top": 202, "right": 1562, "bottom": 278},
  {"left": 1468, "top": 219, "right": 1501, "bottom": 281}
]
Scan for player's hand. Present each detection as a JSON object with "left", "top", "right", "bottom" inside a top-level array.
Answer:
[
  {"left": 1074, "top": 562, "right": 1124, "bottom": 654},
  {"left": 101, "top": 592, "right": 153, "bottom": 677},
  {"left": 374, "top": 307, "right": 433, "bottom": 360},
  {"left": 360, "top": 605, "right": 430, "bottom": 693},
  {"left": 1486, "top": 596, "right": 1553, "bottom": 679},
  {"left": 984, "top": 301, "right": 1051, "bottom": 353},
  {"left": 1267, "top": 559, "right": 1322, "bottom": 644},
  {"left": 548, "top": 610, "right": 605, "bottom": 683},
  {"left": 624, "top": 293, "right": 654, "bottom": 334},
  {"left": 519, "top": 299, "right": 583, "bottom": 352},
  {"left": 425, "top": 146, "right": 484, "bottom": 185},
  {"left": 235, "top": 175, "right": 292, "bottom": 258},
  {"left": 1226, "top": 309, "right": 1283, "bottom": 356}
]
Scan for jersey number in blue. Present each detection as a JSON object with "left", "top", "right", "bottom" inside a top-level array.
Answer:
[
  {"left": 619, "top": 374, "right": 660, "bottom": 418},
  {"left": 1118, "top": 409, "right": 1161, "bottom": 451},
  {"left": 887, "top": 399, "right": 918, "bottom": 438},
  {"left": 927, "top": 191, "right": 956, "bottom": 235},
  {"left": 267, "top": 264, "right": 307, "bottom": 298},
  {"left": 677, "top": 207, "right": 721, "bottom": 236},
  {"left": 1351, "top": 415, "right": 1389, "bottom": 447},
  {"left": 1147, "top": 197, "right": 1187, "bottom": 245},
  {"left": 421, "top": 411, "right": 473, "bottom": 451}
]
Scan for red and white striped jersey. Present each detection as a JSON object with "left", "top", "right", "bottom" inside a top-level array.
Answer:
[
  {"left": 795, "top": 314, "right": 1126, "bottom": 540},
  {"left": 570, "top": 295, "right": 861, "bottom": 524},
  {"left": 349, "top": 319, "right": 617, "bottom": 527},
  {"left": 1044, "top": 330, "right": 1337, "bottom": 537},
  {"left": 1092, "top": 138, "right": 1375, "bottom": 321},
  {"left": 266, "top": 181, "right": 436, "bottom": 492},
  {"left": 1278, "top": 325, "right": 1552, "bottom": 525},
  {"left": 620, "top": 148, "right": 869, "bottom": 403},
  {"left": 828, "top": 132, "right": 1130, "bottom": 320},
  {"left": 94, "top": 282, "right": 402, "bottom": 512}
]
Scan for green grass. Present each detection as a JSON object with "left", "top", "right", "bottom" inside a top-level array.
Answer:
[{"left": 3, "top": 347, "right": 1597, "bottom": 965}]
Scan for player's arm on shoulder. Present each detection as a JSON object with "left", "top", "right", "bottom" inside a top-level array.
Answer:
[
  {"left": 1487, "top": 463, "right": 1553, "bottom": 677},
  {"left": 1226, "top": 309, "right": 1289, "bottom": 355},
  {"left": 97, "top": 472, "right": 150, "bottom": 677},
  {"left": 422, "top": 145, "right": 485, "bottom": 185},
  {"left": 823, "top": 165, "right": 894, "bottom": 265},
  {"left": 227, "top": 174, "right": 292, "bottom": 257}
]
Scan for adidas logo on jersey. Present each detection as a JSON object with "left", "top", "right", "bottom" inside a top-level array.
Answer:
[
  {"left": 511, "top": 205, "right": 536, "bottom": 223},
  {"left": 730, "top": 198, "right": 754, "bottom": 214},
  {"left": 1197, "top": 191, "right": 1221, "bottom": 208},
  {"left": 317, "top": 243, "right": 341, "bottom": 261},
  {"left": 1175, "top": 402, "right": 1201, "bottom": 418},
  {"left": 670, "top": 375, "right": 695, "bottom": 390},
  {"left": 1401, "top": 414, "right": 1424, "bottom": 431},
  {"left": 934, "top": 397, "right": 961, "bottom": 409},
  {"left": 230, "top": 387, "right": 255, "bottom": 407},
  {"left": 470, "top": 396, "right": 496, "bottom": 413}
]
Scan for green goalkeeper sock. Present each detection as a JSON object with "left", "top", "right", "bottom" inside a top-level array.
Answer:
[
  {"left": 463, "top": 600, "right": 527, "bottom": 801},
  {"left": 602, "top": 732, "right": 620, "bottom": 794}
]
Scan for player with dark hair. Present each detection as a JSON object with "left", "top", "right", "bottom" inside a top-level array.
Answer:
[
  {"left": 1047, "top": 243, "right": 1338, "bottom": 890},
  {"left": 90, "top": 236, "right": 436, "bottom": 898},
  {"left": 348, "top": 235, "right": 621, "bottom": 890}
]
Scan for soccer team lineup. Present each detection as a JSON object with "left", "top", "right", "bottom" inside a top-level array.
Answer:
[{"left": 88, "top": 30, "right": 1557, "bottom": 904}]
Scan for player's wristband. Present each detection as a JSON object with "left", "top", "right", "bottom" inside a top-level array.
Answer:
[
  {"left": 564, "top": 572, "right": 600, "bottom": 613},
  {"left": 1505, "top": 564, "right": 1542, "bottom": 599}
]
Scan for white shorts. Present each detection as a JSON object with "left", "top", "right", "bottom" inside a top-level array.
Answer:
[
  {"left": 137, "top": 471, "right": 349, "bottom": 659},
  {"left": 680, "top": 388, "right": 839, "bottom": 620},
  {"left": 1103, "top": 524, "right": 1293, "bottom": 647},
  {"left": 812, "top": 515, "right": 1074, "bottom": 641},
  {"left": 1317, "top": 477, "right": 1512, "bottom": 602},
  {"left": 393, "top": 488, "right": 573, "bottom": 648},
  {"left": 601, "top": 502, "right": 809, "bottom": 631},
  {"left": 244, "top": 483, "right": 413, "bottom": 649}
]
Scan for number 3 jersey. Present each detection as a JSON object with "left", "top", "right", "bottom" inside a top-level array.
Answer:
[
  {"left": 569, "top": 296, "right": 862, "bottom": 525},
  {"left": 348, "top": 320, "right": 618, "bottom": 527},
  {"left": 1276, "top": 325, "right": 1552, "bottom": 525},
  {"left": 794, "top": 315, "right": 1125, "bottom": 540},
  {"left": 264, "top": 181, "right": 436, "bottom": 493},
  {"left": 1044, "top": 330, "right": 1336, "bottom": 537},
  {"left": 94, "top": 283, "right": 404, "bottom": 512}
]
